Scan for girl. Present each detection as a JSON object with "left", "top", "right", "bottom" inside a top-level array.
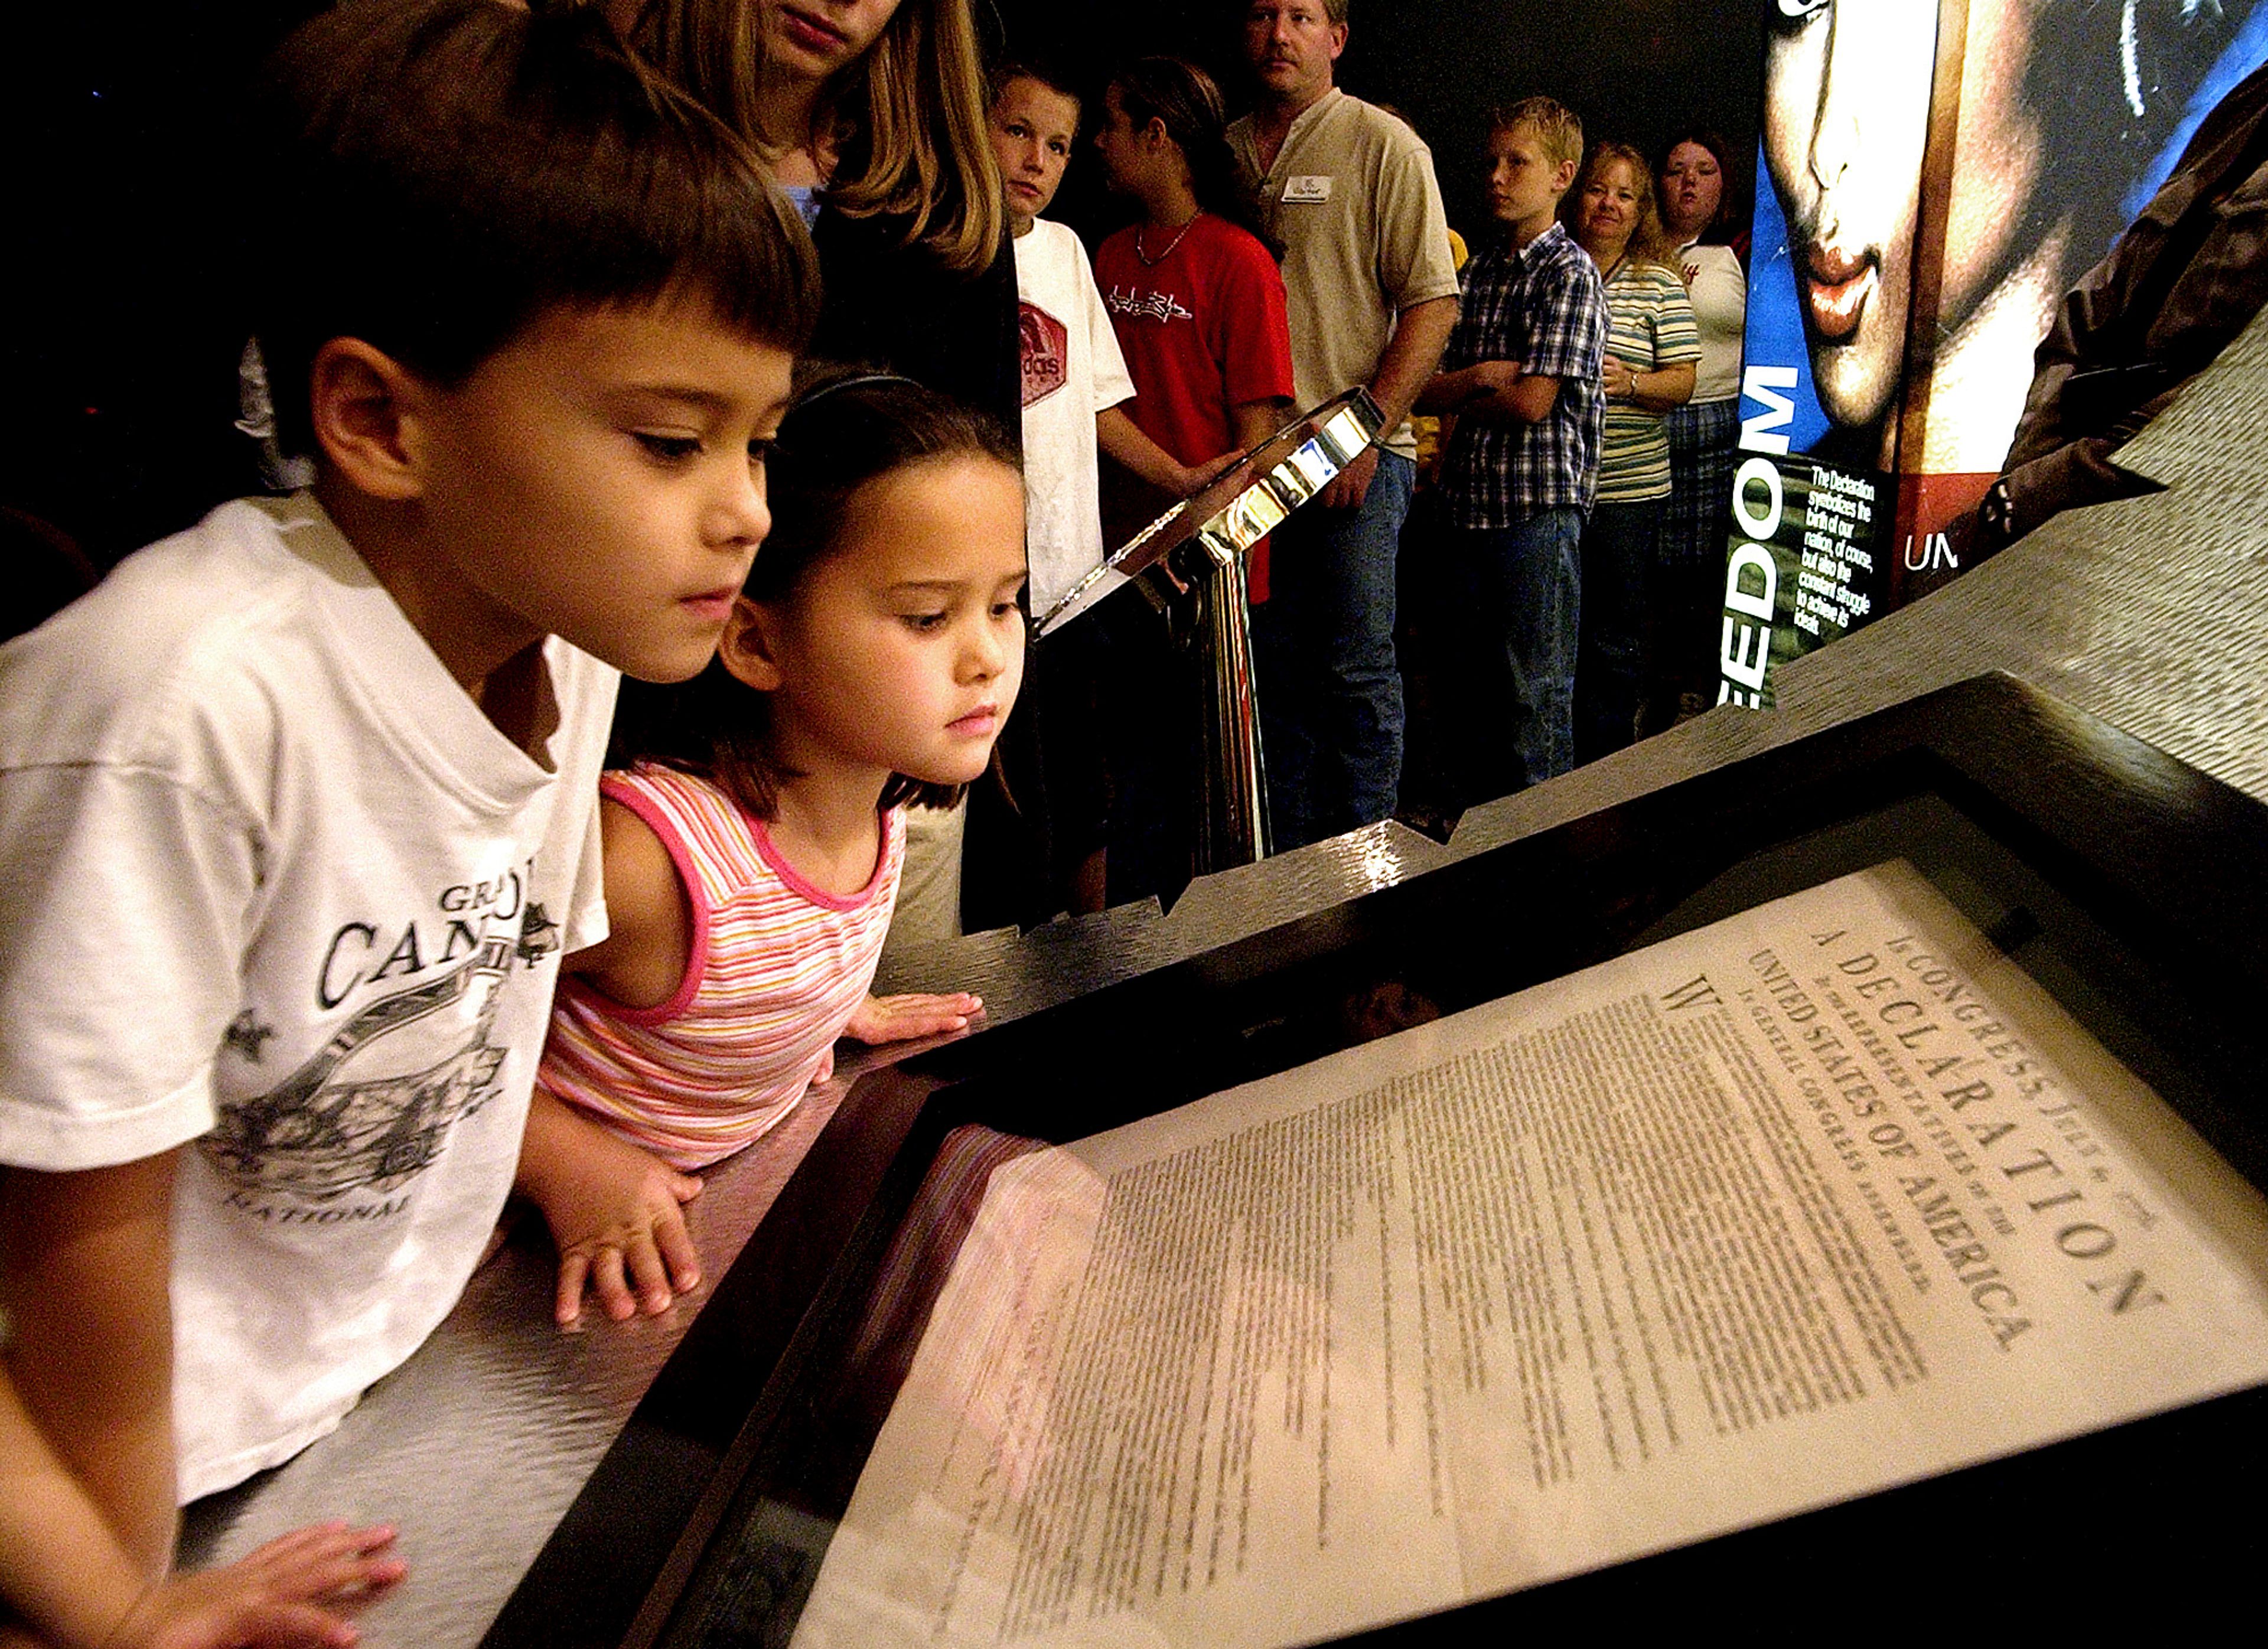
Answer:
[
  {"left": 517, "top": 371, "right": 1027, "bottom": 1326},
  {"left": 1084, "top": 56, "right": 1296, "bottom": 902},
  {"left": 1564, "top": 141, "right": 1699, "bottom": 764},
  {"left": 616, "top": 0, "right": 1016, "bottom": 459},
  {"left": 1091, "top": 57, "right": 1292, "bottom": 500},
  {"left": 617, "top": 0, "right": 1041, "bottom": 940}
]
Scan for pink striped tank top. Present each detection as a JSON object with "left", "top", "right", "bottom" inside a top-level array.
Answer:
[{"left": 537, "top": 765, "right": 906, "bottom": 1168}]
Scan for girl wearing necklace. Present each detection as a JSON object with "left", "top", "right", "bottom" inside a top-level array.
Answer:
[
  {"left": 1093, "top": 57, "right": 1292, "bottom": 491},
  {"left": 1084, "top": 56, "right": 1296, "bottom": 908},
  {"left": 1565, "top": 140, "right": 1699, "bottom": 766}
]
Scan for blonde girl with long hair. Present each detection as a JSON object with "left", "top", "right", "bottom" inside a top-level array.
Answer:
[{"left": 613, "top": 0, "right": 1041, "bottom": 934}]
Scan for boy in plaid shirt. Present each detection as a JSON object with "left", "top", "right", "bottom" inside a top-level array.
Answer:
[{"left": 1418, "top": 97, "right": 1605, "bottom": 796}]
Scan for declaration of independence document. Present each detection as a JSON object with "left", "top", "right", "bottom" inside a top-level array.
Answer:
[{"left": 794, "top": 863, "right": 2268, "bottom": 1647}]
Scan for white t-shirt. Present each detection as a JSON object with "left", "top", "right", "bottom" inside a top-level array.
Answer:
[
  {"left": 1014, "top": 216, "right": 1136, "bottom": 613},
  {"left": 0, "top": 495, "right": 616, "bottom": 1500},
  {"left": 1675, "top": 239, "right": 1747, "bottom": 405}
]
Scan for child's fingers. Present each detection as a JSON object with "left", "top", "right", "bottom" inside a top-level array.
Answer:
[
  {"left": 117, "top": 1523, "right": 408, "bottom": 1649},
  {"left": 654, "top": 1207, "right": 702, "bottom": 1296},
  {"left": 285, "top": 1544, "right": 408, "bottom": 1608},
  {"left": 221, "top": 1598, "right": 359, "bottom": 1648},
  {"left": 241, "top": 1523, "right": 405, "bottom": 1598},
  {"left": 876, "top": 992, "right": 983, "bottom": 1037},
  {"left": 669, "top": 1169, "right": 703, "bottom": 1207},
  {"left": 618, "top": 1229, "right": 670, "bottom": 1315},
  {"left": 591, "top": 1244, "right": 639, "bottom": 1321},
  {"left": 555, "top": 1249, "right": 592, "bottom": 1325}
]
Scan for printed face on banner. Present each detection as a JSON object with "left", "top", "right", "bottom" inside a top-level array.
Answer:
[{"left": 1761, "top": 0, "right": 1938, "bottom": 443}]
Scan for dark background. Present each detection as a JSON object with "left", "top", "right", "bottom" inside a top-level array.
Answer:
[
  {"left": 998, "top": 1, "right": 1762, "bottom": 246},
  {"left": 1, "top": 2, "right": 1762, "bottom": 573}
]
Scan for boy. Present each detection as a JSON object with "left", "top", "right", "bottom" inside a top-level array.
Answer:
[
  {"left": 0, "top": 3, "right": 817, "bottom": 1642},
  {"left": 1417, "top": 97, "right": 1605, "bottom": 798},
  {"left": 990, "top": 62, "right": 1213, "bottom": 620},
  {"left": 986, "top": 63, "right": 1207, "bottom": 912}
]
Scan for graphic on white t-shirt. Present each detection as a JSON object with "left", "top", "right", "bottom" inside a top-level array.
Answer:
[
  {"left": 1019, "top": 301, "right": 1070, "bottom": 408},
  {"left": 200, "top": 892, "right": 560, "bottom": 1204}
]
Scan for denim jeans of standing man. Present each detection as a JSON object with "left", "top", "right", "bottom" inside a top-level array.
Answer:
[
  {"left": 1253, "top": 449, "right": 1415, "bottom": 852},
  {"left": 1449, "top": 506, "right": 1581, "bottom": 803}
]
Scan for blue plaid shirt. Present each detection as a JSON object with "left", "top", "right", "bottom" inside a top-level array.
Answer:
[{"left": 1439, "top": 221, "right": 1607, "bottom": 527}]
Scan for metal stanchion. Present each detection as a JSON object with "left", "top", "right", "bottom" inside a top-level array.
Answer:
[{"left": 1035, "top": 388, "right": 1386, "bottom": 877}]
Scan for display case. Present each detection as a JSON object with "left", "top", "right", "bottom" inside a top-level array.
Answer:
[{"left": 488, "top": 673, "right": 2268, "bottom": 1646}]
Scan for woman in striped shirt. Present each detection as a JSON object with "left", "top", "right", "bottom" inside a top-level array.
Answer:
[
  {"left": 1566, "top": 141, "right": 1700, "bottom": 765},
  {"left": 519, "top": 371, "right": 1028, "bottom": 1326}
]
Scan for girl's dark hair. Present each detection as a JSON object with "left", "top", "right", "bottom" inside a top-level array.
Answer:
[
  {"left": 250, "top": 0, "right": 820, "bottom": 455},
  {"left": 1658, "top": 125, "right": 1748, "bottom": 247},
  {"left": 1109, "top": 57, "right": 1279, "bottom": 258},
  {"left": 612, "top": 365, "right": 1024, "bottom": 820}
]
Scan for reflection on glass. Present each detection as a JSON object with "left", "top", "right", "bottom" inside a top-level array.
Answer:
[
  {"left": 1215, "top": 485, "right": 1288, "bottom": 553},
  {"left": 1281, "top": 437, "right": 1336, "bottom": 496},
  {"left": 1033, "top": 389, "right": 1384, "bottom": 637}
]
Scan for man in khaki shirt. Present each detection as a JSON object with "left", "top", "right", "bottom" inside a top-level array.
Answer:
[{"left": 1230, "top": 0, "right": 1459, "bottom": 850}]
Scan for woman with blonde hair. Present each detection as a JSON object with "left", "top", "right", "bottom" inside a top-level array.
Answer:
[
  {"left": 611, "top": 0, "right": 1018, "bottom": 431},
  {"left": 618, "top": 2, "right": 996, "bottom": 253},
  {"left": 1563, "top": 140, "right": 1698, "bottom": 763}
]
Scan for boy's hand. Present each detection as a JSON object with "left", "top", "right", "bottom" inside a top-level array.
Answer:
[
  {"left": 1464, "top": 359, "right": 1525, "bottom": 403},
  {"left": 1182, "top": 451, "right": 1247, "bottom": 495},
  {"left": 110, "top": 1523, "right": 405, "bottom": 1649},
  {"left": 1319, "top": 447, "right": 1380, "bottom": 511},
  {"left": 843, "top": 992, "right": 984, "bottom": 1045},
  {"left": 517, "top": 1093, "right": 702, "bottom": 1326}
]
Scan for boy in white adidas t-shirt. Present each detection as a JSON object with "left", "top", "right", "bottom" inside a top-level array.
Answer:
[
  {"left": 989, "top": 62, "right": 1221, "bottom": 913},
  {"left": 0, "top": 4, "right": 816, "bottom": 1641}
]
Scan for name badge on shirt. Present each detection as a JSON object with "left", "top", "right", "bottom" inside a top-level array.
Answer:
[{"left": 1282, "top": 174, "right": 1333, "bottom": 204}]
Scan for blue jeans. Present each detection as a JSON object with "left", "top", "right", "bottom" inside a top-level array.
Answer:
[
  {"left": 1575, "top": 498, "right": 1658, "bottom": 764},
  {"left": 1449, "top": 509, "right": 1581, "bottom": 800},
  {"left": 1253, "top": 449, "right": 1415, "bottom": 851}
]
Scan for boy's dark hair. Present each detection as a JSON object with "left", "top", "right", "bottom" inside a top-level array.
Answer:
[
  {"left": 991, "top": 57, "right": 1082, "bottom": 112},
  {"left": 612, "top": 365, "right": 1024, "bottom": 820},
  {"left": 250, "top": 0, "right": 820, "bottom": 456},
  {"left": 1491, "top": 96, "right": 1583, "bottom": 174},
  {"left": 1110, "top": 56, "right": 1280, "bottom": 259}
]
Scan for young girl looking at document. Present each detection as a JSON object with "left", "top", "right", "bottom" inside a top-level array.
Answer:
[{"left": 520, "top": 371, "right": 1026, "bottom": 1325}]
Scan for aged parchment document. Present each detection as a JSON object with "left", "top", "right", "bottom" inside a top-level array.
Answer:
[{"left": 793, "top": 863, "right": 2268, "bottom": 1647}]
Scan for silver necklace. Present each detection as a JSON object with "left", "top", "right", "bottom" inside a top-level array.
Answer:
[{"left": 1135, "top": 211, "right": 1202, "bottom": 266}]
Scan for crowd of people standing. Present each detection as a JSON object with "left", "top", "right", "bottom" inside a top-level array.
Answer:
[
  {"left": 996, "top": 1, "right": 1754, "bottom": 912},
  {"left": 615, "top": 0, "right": 1760, "bottom": 925},
  {"left": 0, "top": 2, "right": 1764, "bottom": 1639}
]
